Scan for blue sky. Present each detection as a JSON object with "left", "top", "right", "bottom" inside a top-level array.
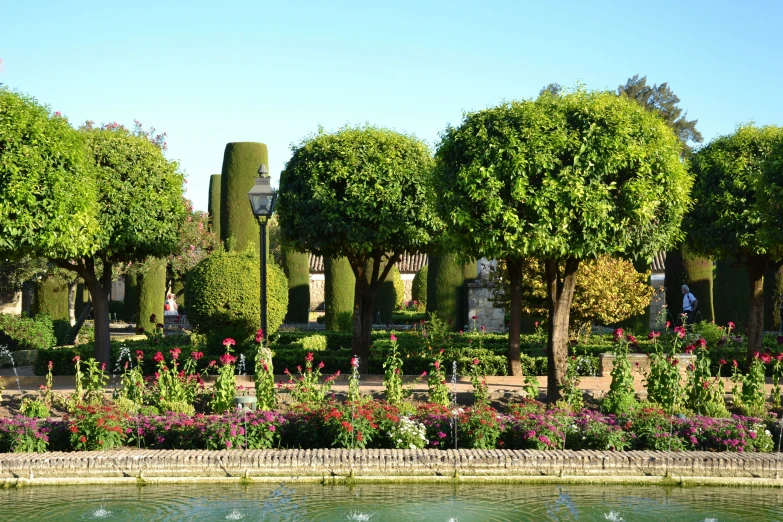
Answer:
[{"left": 2, "top": 0, "right": 781, "bottom": 211}]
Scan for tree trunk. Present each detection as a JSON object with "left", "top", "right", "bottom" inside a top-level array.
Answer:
[
  {"left": 68, "top": 281, "right": 77, "bottom": 326},
  {"left": 351, "top": 270, "right": 376, "bottom": 374},
  {"left": 506, "top": 257, "right": 523, "bottom": 376},
  {"left": 545, "top": 258, "right": 580, "bottom": 402},
  {"left": 746, "top": 255, "right": 767, "bottom": 364},
  {"left": 68, "top": 301, "right": 93, "bottom": 344}
]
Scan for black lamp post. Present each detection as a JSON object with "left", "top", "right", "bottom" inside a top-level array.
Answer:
[{"left": 247, "top": 163, "right": 278, "bottom": 338}]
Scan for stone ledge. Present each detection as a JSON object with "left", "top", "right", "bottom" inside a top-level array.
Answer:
[{"left": 2, "top": 449, "right": 782, "bottom": 486}]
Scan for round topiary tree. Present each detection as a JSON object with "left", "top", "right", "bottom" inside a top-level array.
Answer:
[
  {"left": 137, "top": 257, "right": 167, "bottom": 332},
  {"left": 411, "top": 265, "right": 428, "bottom": 307},
  {"left": 324, "top": 257, "right": 355, "bottom": 331},
  {"left": 33, "top": 275, "right": 69, "bottom": 321},
  {"left": 185, "top": 249, "right": 288, "bottom": 339},
  {"left": 220, "top": 143, "right": 269, "bottom": 252},
  {"left": 208, "top": 174, "right": 222, "bottom": 236}
]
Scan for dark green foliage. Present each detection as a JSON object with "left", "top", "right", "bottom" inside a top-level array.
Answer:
[
  {"left": 52, "top": 319, "right": 71, "bottom": 346},
  {"left": 219, "top": 143, "right": 268, "bottom": 252},
  {"left": 32, "top": 276, "right": 69, "bottom": 321},
  {"left": 281, "top": 247, "right": 310, "bottom": 323},
  {"left": 122, "top": 274, "right": 138, "bottom": 322},
  {"left": 426, "top": 253, "right": 465, "bottom": 330},
  {"left": 373, "top": 263, "right": 403, "bottom": 324},
  {"left": 713, "top": 258, "right": 750, "bottom": 329},
  {"left": 411, "top": 265, "right": 428, "bottom": 306},
  {"left": 208, "top": 174, "right": 222, "bottom": 236},
  {"left": 618, "top": 74, "right": 702, "bottom": 153},
  {"left": 664, "top": 248, "right": 714, "bottom": 323},
  {"left": 185, "top": 249, "right": 288, "bottom": 339},
  {"left": 0, "top": 313, "right": 57, "bottom": 350},
  {"left": 763, "top": 266, "right": 783, "bottom": 330},
  {"left": 137, "top": 257, "right": 167, "bottom": 332},
  {"left": 324, "top": 257, "right": 355, "bottom": 331}
]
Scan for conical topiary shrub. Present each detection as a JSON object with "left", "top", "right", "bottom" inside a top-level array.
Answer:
[
  {"left": 208, "top": 174, "right": 222, "bottom": 236},
  {"left": 220, "top": 143, "right": 269, "bottom": 252},
  {"left": 325, "top": 256, "right": 355, "bottom": 331},
  {"left": 282, "top": 247, "right": 310, "bottom": 323},
  {"left": 427, "top": 252, "right": 465, "bottom": 330},
  {"left": 33, "top": 275, "right": 69, "bottom": 321},
  {"left": 137, "top": 258, "right": 167, "bottom": 332}
]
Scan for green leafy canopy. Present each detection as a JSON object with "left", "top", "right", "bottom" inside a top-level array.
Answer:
[
  {"left": 277, "top": 125, "right": 439, "bottom": 262},
  {"left": 434, "top": 89, "right": 691, "bottom": 262}
]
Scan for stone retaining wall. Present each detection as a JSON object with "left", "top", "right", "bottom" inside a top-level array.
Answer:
[{"left": 2, "top": 449, "right": 782, "bottom": 486}]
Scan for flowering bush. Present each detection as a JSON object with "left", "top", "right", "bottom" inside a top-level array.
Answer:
[
  {"left": 567, "top": 409, "right": 630, "bottom": 451},
  {"left": 469, "top": 357, "right": 490, "bottom": 406},
  {"left": 732, "top": 353, "right": 767, "bottom": 417},
  {"left": 65, "top": 404, "right": 127, "bottom": 451},
  {"left": 383, "top": 334, "right": 405, "bottom": 405},
  {"left": 203, "top": 410, "right": 285, "bottom": 450},
  {"left": 0, "top": 416, "right": 50, "bottom": 452},
  {"left": 281, "top": 352, "right": 339, "bottom": 405},
  {"left": 388, "top": 416, "right": 428, "bottom": 449},
  {"left": 209, "top": 339, "right": 238, "bottom": 413},
  {"left": 426, "top": 349, "right": 450, "bottom": 407},
  {"left": 643, "top": 331, "right": 685, "bottom": 413},
  {"left": 253, "top": 329, "right": 276, "bottom": 410},
  {"left": 685, "top": 338, "right": 729, "bottom": 418},
  {"left": 603, "top": 329, "right": 638, "bottom": 415},
  {"left": 503, "top": 407, "right": 567, "bottom": 450}
]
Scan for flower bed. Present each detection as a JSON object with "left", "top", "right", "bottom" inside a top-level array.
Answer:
[{"left": 0, "top": 400, "right": 776, "bottom": 454}]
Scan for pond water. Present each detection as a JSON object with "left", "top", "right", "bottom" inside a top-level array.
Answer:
[{"left": 1, "top": 482, "right": 781, "bottom": 521}]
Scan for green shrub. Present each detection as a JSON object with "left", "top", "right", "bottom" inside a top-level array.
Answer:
[
  {"left": 0, "top": 314, "right": 57, "bottom": 350},
  {"left": 373, "top": 263, "right": 403, "bottom": 324},
  {"left": 427, "top": 253, "right": 465, "bottom": 330},
  {"left": 137, "top": 257, "right": 167, "bottom": 331},
  {"left": 52, "top": 319, "right": 71, "bottom": 346},
  {"left": 123, "top": 274, "right": 139, "bottom": 322},
  {"left": 300, "top": 334, "right": 327, "bottom": 351},
  {"left": 185, "top": 248, "right": 288, "bottom": 340},
  {"left": 411, "top": 265, "right": 428, "bottom": 306},
  {"left": 208, "top": 173, "right": 222, "bottom": 236}
]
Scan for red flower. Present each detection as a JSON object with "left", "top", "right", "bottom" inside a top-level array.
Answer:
[
  {"left": 192, "top": 351, "right": 203, "bottom": 361},
  {"left": 318, "top": 361, "right": 325, "bottom": 369},
  {"left": 80, "top": 435, "right": 87, "bottom": 443},
  {"left": 153, "top": 351, "right": 164, "bottom": 363},
  {"left": 73, "top": 355, "right": 80, "bottom": 362},
  {"left": 220, "top": 353, "right": 236, "bottom": 366},
  {"left": 222, "top": 338, "right": 236, "bottom": 347},
  {"left": 101, "top": 362, "right": 106, "bottom": 371},
  {"left": 351, "top": 357, "right": 359, "bottom": 368},
  {"left": 169, "top": 348, "right": 181, "bottom": 360},
  {"left": 719, "top": 359, "right": 727, "bottom": 365},
  {"left": 732, "top": 360, "right": 738, "bottom": 368},
  {"left": 697, "top": 338, "right": 707, "bottom": 348},
  {"left": 648, "top": 331, "right": 660, "bottom": 339},
  {"left": 728, "top": 321, "right": 735, "bottom": 329},
  {"left": 69, "top": 425, "right": 78, "bottom": 433},
  {"left": 135, "top": 350, "right": 144, "bottom": 360},
  {"left": 472, "top": 358, "right": 480, "bottom": 365},
  {"left": 48, "top": 360, "right": 53, "bottom": 370},
  {"left": 208, "top": 360, "right": 217, "bottom": 368},
  {"left": 471, "top": 315, "right": 478, "bottom": 320},
  {"left": 305, "top": 352, "right": 314, "bottom": 363}
]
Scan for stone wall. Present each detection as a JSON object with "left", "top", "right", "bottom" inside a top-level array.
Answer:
[
  {"left": 309, "top": 274, "right": 325, "bottom": 311},
  {"left": 466, "top": 282, "right": 505, "bottom": 332},
  {"left": 1, "top": 449, "right": 781, "bottom": 484},
  {"left": 0, "top": 291, "right": 21, "bottom": 315}
]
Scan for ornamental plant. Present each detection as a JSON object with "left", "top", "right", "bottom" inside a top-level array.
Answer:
[
  {"left": 685, "top": 338, "right": 729, "bottom": 418},
  {"left": 426, "top": 348, "right": 450, "bottom": 407},
  {"left": 558, "top": 357, "right": 584, "bottom": 411},
  {"left": 733, "top": 353, "right": 767, "bottom": 417},
  {"left": 770, "top": 351, "right": 783, "bottom": 409},
  {"left": 643, "top": 328, "right": 685, "bottom": 413},
  {"left": 282, "top": 353, "right": 339, "bottom": 406},
  {"left": 81, "top": 357, "right": 109, "bottom": 406},
  {"left": 66, "top": 404, "right": 128, "bottom": 451},
  {"left": 566, "top": 409, "right": 631, "bottom": 451},
  {"left": 383, "top": 334, "right": 405, "bottom": 405},
  {"left": 458, "top": 406, "right": 505, "bottom": 449},
  {"left": 209, "top": 338, "right": 238, "bottom": 413},
  {"left": 254, "top": 329, "right": 276, "bottom": 410},
  {"left": 117, "top": 350, "right": 146, "bottom": 404},
  {"left": 469, "top": 357, "right": 489, "bottom": 406},
  {"left": 203, "top": 410, "right": 285, "bottom": 450},
  {"left": 602, "top": 329, "right": 638, "bottom": 415},
  {"left": 347, "top": 356, "right": 362, "bottom": 403},
  {"left": 388, "top": 416, "right": 428, "bottom": 449},
  {"left": 151, "top": 348, "right": 203, "bottom": 414}
]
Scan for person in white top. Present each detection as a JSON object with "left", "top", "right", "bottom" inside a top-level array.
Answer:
[
  {"left": 164, "top": 293, "right": 179, "bottom": 316},
  {"left": 681, "top": 285, "right": 698, "bottom": 325}
]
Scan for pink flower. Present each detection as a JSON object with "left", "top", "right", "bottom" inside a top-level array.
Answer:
[
  {"left": 73, "top": 355, "right": 80, "bottom": 362},
  {"left": 434, "top": 360, "right": 440, "bottom": 370},
  {"left": 222, "top": 338, "right": 236, "bottom": 347},
  {"left": 219, "top": 353, "right": 236, "bottom": 366},
  {"left": 169, "top": 348, "right": 181, "bottom": 360},
  {"left": 697, "top": 338, "right": 706, "bottom": 348},
  {"left": 208, "top": 360, "right": 217, "bottom": 367},
  {"left": 192, "top": 351, "right": 204, "bottom": 360},
  {"left": 351, "top": 357, "right": 359, "bottom": 368},
  {"left": 318, "top": 361, "right": 325, "bottom": 369},
  {"left": 390, "top": 334, "right": 397, "bottom": 341},
  {"left": 480, "top": 325, "right": 485, "bottom": 332},
  {"left": 135, "top": 350, "right": 144, "bottom": 360},
  {"left": 719, "top": 359, "right": 727, "bottom": 365},
  {"left": 153, "top": 351, "right": 164, "bottom": 363},
  {"left": 421, "top": 371, "right": 427, "bottom": 377},
  {"left": 648, "top": 331, "right": 660, "bottom": 339},
  {"left": 101, "top": 363, "right": 106, "bottom": 371},
  {"left": 305, "top": 352, "right": 314, "bottom": 363},
  {"left": 472, "top": 358, "right": 479, "bottom": 365},
  {"left": 727, "top": 321, "right": 735, "bottom": 329}
]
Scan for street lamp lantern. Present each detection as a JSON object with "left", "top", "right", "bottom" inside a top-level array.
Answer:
[
  {"left": 247, "top": 163, "right": 277, "bottom": 340},
  {"left": 247, "top": 165, "right": 277, "bottom": 220}
]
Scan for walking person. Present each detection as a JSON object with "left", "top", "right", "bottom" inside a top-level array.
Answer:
[{"left": 681, "top": 285, "right": 698, "bottom": 325}]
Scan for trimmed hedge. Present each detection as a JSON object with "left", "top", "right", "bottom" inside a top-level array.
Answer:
[
  {"left": 0, "top": 314, "right": 57, "bottom": 350},
  {"left": 33, "top": 276, "right": 69, "bottom": 321},
  {"left": 281, "top": 247, "right": 310, "bottom": 323},
  {"left": 411, "top": 265, "right": 427, "bottom": 306},
  {"left": 185, "top": 249, "right": 288, "bottom": 341},
  {"left": 220, "top": 142, "right": 269, "bottom": 252},
  {"left": 208, "top": 173, "right": 222, "bottom": 236},
  {"left": 427, "top": 253, "right": 465, "bottom": 331},
  {"left": 137, "top": 257, "right": 167, "bottom": 332},
  {"left": 324, "top": 257, "right": 354, "bottom": 331},
  {"left": 373, "top": 262, "right": 403, "bottom": 324},
  {"left": 714, "top": 258, "right": 750, "bottom": 330},
  {"left": 666, "top": 248, "right": 714, "bottom": 323}
]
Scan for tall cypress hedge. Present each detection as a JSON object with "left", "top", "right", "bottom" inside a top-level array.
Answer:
[
  {"left": 426, "top": 253, "right": 465, "bottom": 330},
  {"left": 665, "top": 248, "right": 714, "bottom": 324},
  {"left": 411, "top": 265, "right": 428, "bottom": 306},
  {"left": 137, "top": 258, "right": 167, "bottom": 332},
  {"left": 713, "top": 258, "right": 750, "bottom": 329},
  {"left": 208, "top": 174, "right": 222, "bottom": 236},
  {"left": 123, "top": 273, "right": 138, "bottom": 322},
  {"left": 220, "top": 143, "right": 269, "bottom": 252},
  {"left": 325, "top": 257, "right": 355, "bottom": 331},
  {"left": 763, "top": 266, "right": 783, "bottom": 331},
  {"left": 281, "top": 247, "right": 310, "bottom": 323},
  {"left": 33, "top": 275, "right": 69, "bottom": 321},
  {"left": 373, "top": 263, "right": 403, "bottom": 324}
]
